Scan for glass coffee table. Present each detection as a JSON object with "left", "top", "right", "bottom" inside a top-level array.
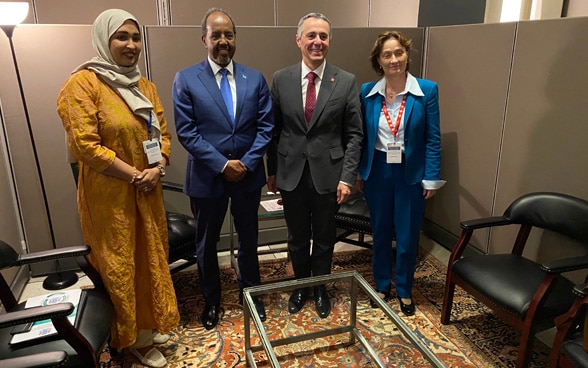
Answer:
[{"left": 242, "top": 271, "right": 446, "bottom": 367}]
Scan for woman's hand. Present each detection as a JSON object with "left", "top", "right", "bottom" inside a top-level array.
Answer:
[
  {"left": 423, "top": 189, "right": 437, "bottom": 200},
  {"left": 135, "top": 168, "right": 160, "bottom": 192}
]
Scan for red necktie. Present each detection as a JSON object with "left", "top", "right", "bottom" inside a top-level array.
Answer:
[{"left": 305, "top": 72, "right": 317, "bottom": 125}]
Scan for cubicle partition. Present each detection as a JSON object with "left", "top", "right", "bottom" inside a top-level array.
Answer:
[
  {"left": 1, "top": 15, "right": 588, "bottom": 286},
  {"left": 424, "top": 22, "right": 517, "bottom": 252},
  {"left": 489, "top": 17, "right": 588, "bottom": 258},
  {"left": 424, "top": 17, "right": 588, "bottom": 256}
]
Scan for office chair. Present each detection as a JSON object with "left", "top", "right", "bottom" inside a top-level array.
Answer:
[
  {"left": 441, "top": 192, "right": 588, "bottom": 368},
  {"left": 0, "top": 240, "right": 113, "bottom": 367}
]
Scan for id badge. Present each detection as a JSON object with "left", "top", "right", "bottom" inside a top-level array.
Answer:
[
  {"left": 143, "top": 139, "right": 163, "bottom": 165},
  {"left": 386, "top": 143, "right": 402, "bottom": 164}
]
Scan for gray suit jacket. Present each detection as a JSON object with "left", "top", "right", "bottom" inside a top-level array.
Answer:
[{"left": 267, "top": 62, "right": 363, "bottom": 194}]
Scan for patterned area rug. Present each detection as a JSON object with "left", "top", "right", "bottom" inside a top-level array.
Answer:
[{"left": 98, "top": 248, "right": 550, "bottom": 367}]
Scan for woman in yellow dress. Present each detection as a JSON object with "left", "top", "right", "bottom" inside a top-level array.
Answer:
[{"left": 57, "top": 9, "right": 179, "bottom": 368}]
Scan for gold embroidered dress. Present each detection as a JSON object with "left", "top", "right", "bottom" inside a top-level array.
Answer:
[{"left": 57, "top": 70, "right": 179, "bottom": 349}]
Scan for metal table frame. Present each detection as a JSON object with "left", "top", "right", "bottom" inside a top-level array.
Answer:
[{"left": 242, "top": 271, "right": 447, "bottom": 368}]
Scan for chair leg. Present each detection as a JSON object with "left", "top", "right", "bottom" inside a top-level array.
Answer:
[
  {"left": 548, "top": 328, "right": 570, "bottom": 368},
  {"left": 441, "top": 279, "right": 456, "bottom": 324},
  {"left": 548, "top": 354, "right": 561, "bottom": 368},
  {"left": 515, "top": 328, "right": 534, "bottom": 368}
]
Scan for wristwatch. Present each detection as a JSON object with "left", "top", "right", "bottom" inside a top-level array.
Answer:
[{"left": 155, "top": 165, "right": 166, "bottom": 177}]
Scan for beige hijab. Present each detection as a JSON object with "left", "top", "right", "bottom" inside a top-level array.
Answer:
[{"left": 74, "top": 8, "right": 161, "bottom": 142}]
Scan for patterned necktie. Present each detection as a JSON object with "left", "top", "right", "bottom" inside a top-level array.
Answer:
[
  {"left": 219, "top": 68, "right": 234, "bottom": 123},
  {"left": 305, "top": 72, "right": 317, "bottom": 125}
]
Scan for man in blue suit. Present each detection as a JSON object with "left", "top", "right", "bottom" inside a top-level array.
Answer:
[{"left": 172, "top": 8, "right": 273, "bottom": 330}]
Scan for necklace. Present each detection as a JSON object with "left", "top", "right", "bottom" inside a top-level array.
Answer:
[{"left": 386, "top": 77, "right": 406, "bottom": 99}]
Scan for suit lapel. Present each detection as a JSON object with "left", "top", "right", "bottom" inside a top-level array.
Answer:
[
  {"left": 403, "top": 93, "right": 416, "bottom": 133},
  {"left": 234, "top": 64, "right": 249, "bottom": 127},
  {"left": 286, "top": 65, "right": 306, "bottom": 131},
  {"left": 370, "top": 96, "right": 381, "bottom": 142},
  {"left": 197, "top": 61, "right": 233, "bottom": 128}
]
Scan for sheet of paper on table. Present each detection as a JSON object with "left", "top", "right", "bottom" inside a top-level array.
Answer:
[{"left": 260, "top": 198, "right": 283, "bottom": 212}]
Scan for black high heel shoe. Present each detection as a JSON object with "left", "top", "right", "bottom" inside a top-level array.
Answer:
[
  {"left": 397, "top": 296, "right": 415, "bottom": 316},
  {"left": 369, "top": 289, "right": 391, "bottom": 308}
]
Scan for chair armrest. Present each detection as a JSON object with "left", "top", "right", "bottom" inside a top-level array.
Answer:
[
  {"left": 0, "top": 351, "right": 68, "bottom": 368},
  {"left": 0, "top": 303, "right": 74, "bottom": 329},
  {"left": 161, "top": 180, "right": 183, "bottom": 193},
  {"left": 75, "top": 251, "right": 106, "bottom": 290},
  {"left": 448, "top": 216, "right": 513, "bottom": 262},
  {"left": 0, "top": 303, "right": 96, "bottom": 366},
  {"left": 541, "top": 255, "right": 588, "bottom": 274},
  {"left": 572, "top": 283, "right": 588, "bottom": 298},
  {"left": 17, "top": 246, "right": 89, "bottom": 266},
  {"left": 460, "top": 216, "right": 511, "bottom": 230}
]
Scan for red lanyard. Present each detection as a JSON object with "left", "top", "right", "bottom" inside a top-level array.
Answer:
[{"left": 382, "top": 95, "right": 406, "bottom": 137}]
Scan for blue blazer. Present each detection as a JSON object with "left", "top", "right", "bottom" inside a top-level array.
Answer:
[
  {"left": 173, "top": 60, "right": 274, "bottom": 197},
  {"left": 358, "top": 78, "right": 441, "bottom": 185}
]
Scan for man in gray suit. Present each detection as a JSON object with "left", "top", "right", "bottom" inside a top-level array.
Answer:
[{"left": 266, "top": 13, "right": 363, "bottom": 318}]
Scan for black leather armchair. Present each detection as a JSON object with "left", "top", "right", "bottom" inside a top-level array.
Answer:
[
  {"left": 160, "top": 181, "right": 197, "bottom": 273},
  {"left": 441, "top": 192, "right": 588, "bottom": 368},
  {"left": 334, "top": 191, "right": 373, "bottom": 248},
  {"left": 549, "top": 283, "right": 588, "bottom": 368},
  {"left": 0, "top": 240, "right": 113, "bottom": 367}
]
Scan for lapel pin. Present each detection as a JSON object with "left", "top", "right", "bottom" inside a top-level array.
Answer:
[
  {"left": 330, "top": 77, "right": 335, "bottom": 83},
  {"left": 242, "top": 74, "right": 247, "bottom": 79}
]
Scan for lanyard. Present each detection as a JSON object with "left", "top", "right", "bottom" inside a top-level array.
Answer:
[
  {"left": 382, "top": 95, "right": 406, "bottom": 138},
  {"left": 146, "top": 111, "right": 152, "bottom": 138}
]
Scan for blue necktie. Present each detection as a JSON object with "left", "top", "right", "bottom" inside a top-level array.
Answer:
[{"left": 219, "top": 68, "right": 234, "bottom": 123}]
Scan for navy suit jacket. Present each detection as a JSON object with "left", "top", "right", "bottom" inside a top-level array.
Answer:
[
  {"left": 173, "top": 60, "right": 273, "bottom": 197},
  {"left": 358, "top": 78, "right": 441, "bottom": 185}
]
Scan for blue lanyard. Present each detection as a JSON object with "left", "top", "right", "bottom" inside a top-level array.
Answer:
[{"left": 146, "top": 111, "right": 152, "bottom": 137}]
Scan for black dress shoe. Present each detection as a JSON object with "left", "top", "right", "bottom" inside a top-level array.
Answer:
[
  {"left": 200, "top": 304, "right": 221, "bottom": 330},
  {"left": 238, "top": 291, "right": 267, "bottom": 322},
  {"left": 252, "top": 296, "right": 266, "bottom": 322},
  {"left": 314, "top": 285, "right": 331, "bottom": 318},
  {"left": 370, "top": 289, "right": 391, "bottom": 309},
  {"left": 288, "top": 288, "right": 309, "bottom": 314},
  {"left": 397, "top": 296, "right": 415, "bottom": 316}
]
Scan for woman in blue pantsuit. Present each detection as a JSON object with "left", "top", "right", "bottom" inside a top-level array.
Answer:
[{"left": 357, "top": 31, "right": 445, "bottom": 316}]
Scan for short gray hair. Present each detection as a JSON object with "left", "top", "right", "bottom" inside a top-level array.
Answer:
[{"left": 296, "top": 12, "right": 332, "bottom": 38}]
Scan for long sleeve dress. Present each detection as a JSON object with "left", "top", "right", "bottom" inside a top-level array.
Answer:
[{"left": 57, "top": 69, "right": 179, "bottom": 349}]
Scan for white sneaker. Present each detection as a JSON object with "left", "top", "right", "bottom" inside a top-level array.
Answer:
[{"left": 152, "top": 332, "right": 171, "bottom": 345}]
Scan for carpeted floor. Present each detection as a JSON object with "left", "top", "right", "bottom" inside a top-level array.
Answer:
[{"left": 98, "top": 247, "right": 550, "bottom": 367}]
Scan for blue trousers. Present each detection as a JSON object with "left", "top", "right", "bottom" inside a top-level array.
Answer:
[
  {"left": 363, "top": 150, "right": 425, "bottom": 298},
  {"left": 190, "top": 184, "right": 261, "bottom": 306}
]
